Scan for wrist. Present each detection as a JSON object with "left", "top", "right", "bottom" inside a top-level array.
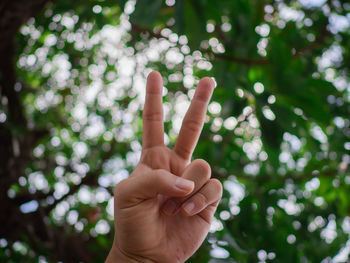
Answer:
[
  {"left": 106, "top": 246, "right": 138, "bottom": 263},
  {"left": 106, "top": 244, "right": 155, "bottom": 263}
]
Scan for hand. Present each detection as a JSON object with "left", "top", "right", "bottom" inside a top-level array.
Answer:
[{"left": 106, "top": 71, "right": 222, "bottom": 263}]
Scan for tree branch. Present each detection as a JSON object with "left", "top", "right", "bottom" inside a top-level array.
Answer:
[
  {"left": 294, "top": 25, "right": 330, "bottom": 57},
  {"left": 131, "top": 23, "right": 269, "bottom": 66}
]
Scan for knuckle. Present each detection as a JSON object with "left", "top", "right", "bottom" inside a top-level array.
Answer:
[
  {"left": 193, "top": 159, "right": 211, "bottom": 179},
  {"left": 152, "top": 169, "right": 168, "bottom": 181},
  {"left": 195, "top": 192, "right": 208, "bottom": 206},
  {"left": 183, "top": 117, "right": 202, "bottom": 134},
  {"left": 175, "top": 143, "right": 192, "bottom": 157},
  {"left": 143, "top": 110, "right": 163, "bottom": 121},
  {"left": 210, "top": 179, "right": 223, "bottom": 196}
]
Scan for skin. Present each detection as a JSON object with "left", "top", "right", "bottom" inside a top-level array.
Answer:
[{"left": 106, "top": 71, "right": 223, "bottom": 263}]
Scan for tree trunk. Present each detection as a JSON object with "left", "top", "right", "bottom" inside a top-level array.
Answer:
[{"left": 0, "top": 1, "right": 96, "bottom": 261}]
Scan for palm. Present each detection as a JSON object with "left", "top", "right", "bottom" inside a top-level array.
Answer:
[
  {"left": 126, "top": 150, "right": 214, "bottom": 261},
  {"left": 113, "top": 72, "right": 221, "bottom": 262}
]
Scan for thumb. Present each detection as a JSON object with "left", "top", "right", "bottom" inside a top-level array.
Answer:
[{"left": 114, "top": 169, "right": 194, "bottom": 209}]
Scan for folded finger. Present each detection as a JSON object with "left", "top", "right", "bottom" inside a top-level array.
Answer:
[
  {"left": 181, "top": 179, "right": 222, "bottom": 217},
  {"left": 161, "top": 159, "right": 211, "bottom": 215},
  {"left": 115, "top": 169, "right": 194, "bottom": 209}
]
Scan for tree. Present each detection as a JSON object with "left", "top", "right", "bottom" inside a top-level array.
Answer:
[{"left": 1, "top": 0, "right": 349, "bottom": 262}]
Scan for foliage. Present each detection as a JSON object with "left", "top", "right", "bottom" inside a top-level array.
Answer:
[{"left": 1, "top": 0, "right": 350, "bottom": 262}]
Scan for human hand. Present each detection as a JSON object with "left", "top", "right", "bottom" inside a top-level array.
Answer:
[{"left": 106, "top": 71, "right": 222, "bottom": 263}]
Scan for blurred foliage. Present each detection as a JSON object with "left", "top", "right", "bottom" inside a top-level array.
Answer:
[{"left": 1, "top": 0, "right": 350, "bottom": 262}]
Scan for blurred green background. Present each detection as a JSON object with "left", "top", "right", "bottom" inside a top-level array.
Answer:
[{"left": 1, "top": 0, "right": 350, "bottom": 262}]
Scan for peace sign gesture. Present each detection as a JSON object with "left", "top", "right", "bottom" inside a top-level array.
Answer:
[{"left": 107, "top": 71, "right": 222, "bottom": 263}]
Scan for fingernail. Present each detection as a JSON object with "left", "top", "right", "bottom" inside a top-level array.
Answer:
[
  {"left": 174, "top": 178, "right": 194, "bottom": 191},
  {"left": 162, "top": 200, "right": 178, "bottom": 215},
  {"left": 183, "top": 202, "right": 195, "bottom": 215}
]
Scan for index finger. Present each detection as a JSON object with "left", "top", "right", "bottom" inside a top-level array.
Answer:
[
  {"left": 173, "top": 77, "right": 215, "bottom": 160},
  {"left": 142, "top": 71, "right": 164, "bottom": 149}
]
